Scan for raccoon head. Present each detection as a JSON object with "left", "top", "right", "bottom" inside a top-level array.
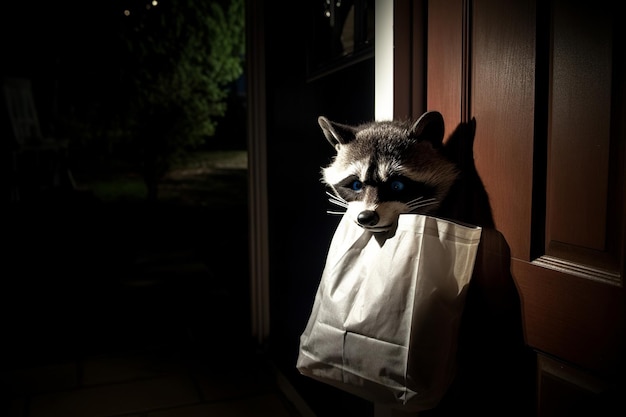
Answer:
[{"left": 319, "top": 111, "right": 459, "bottom": 232}]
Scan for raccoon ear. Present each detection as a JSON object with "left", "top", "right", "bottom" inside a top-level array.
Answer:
[
  {"left": 318, "top": 116, "right": 357, "bottom": 149},
  {"left": 409, "top": 111, "right": 445, "bottom": 146}
]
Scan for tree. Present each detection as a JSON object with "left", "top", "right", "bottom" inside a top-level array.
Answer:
[{"left": 120, "top": 0, "right": 245, "bottom": 201}]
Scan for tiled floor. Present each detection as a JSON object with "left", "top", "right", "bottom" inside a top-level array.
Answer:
[{"left": 2, "top": 196, "right": 302, "bottom": 417}]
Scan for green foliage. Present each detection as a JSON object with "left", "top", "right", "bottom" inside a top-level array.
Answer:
[{"left": 120, "top": 0, "right": 245, "bottom": 197}]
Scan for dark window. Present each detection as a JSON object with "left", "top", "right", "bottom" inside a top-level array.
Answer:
[{"left": 307, "top": 0, "right": 374, "bottom": 80}]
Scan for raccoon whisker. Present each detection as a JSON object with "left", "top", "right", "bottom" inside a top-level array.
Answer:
[
  {"left": 326, "top": 191, "right": 349, "bottom": 208},
  {"left": 406, "top": 196, "right": 434, "bottom": 206},
  {"left": 328, "top": 199, "right": 348, "bottom": 208},
  {"left": 328, "top": 198, "right": 348, "bottom": 208},
  {"left": 407, "top": 197, "right": 437, "bottom": 208},
  {"left": 326, "top": 210, "right": 347, "bottom": 215},
  {"left": 407, "top": 197, "right": 438, "bottom": 212},
  {"left": 326, "top": 190, "right": 347, "bottom": 201}
]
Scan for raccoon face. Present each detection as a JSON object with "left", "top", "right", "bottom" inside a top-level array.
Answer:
[{"left": 319, "top": 111, "right": 459, "bottom": 232}]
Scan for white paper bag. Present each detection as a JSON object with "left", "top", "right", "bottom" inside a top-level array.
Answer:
[{"left": 296, "top": 213, "right": 482, "bottom": 411}]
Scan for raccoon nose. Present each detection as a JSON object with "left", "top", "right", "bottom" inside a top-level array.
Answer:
[{"left": 357, "top": 210, "right": 379, "bottom": 227}]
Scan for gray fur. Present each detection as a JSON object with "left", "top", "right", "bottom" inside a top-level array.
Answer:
[{"left": 319, "top": 111, "right": 460, "bottom": 232}]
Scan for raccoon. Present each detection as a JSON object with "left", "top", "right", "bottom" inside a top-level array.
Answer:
[{"left": 319, "top": 111, "right": 491, "bottom": 232}]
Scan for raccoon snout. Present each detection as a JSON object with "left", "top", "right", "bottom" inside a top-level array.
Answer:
[{"left": 357, "top": 210, "right": 380, "bottom": 227}]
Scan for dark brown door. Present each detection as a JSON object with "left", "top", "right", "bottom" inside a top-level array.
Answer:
[{"left": 396, "top": 0, "right": 625, "bottom": 415}]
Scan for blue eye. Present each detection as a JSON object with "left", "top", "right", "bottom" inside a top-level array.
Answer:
[
  {"left": 351, "top": 180, "right": 363, "bottom": 191},
  {"left": 391, "top": 180, "right": 405, "bottom": 191}
]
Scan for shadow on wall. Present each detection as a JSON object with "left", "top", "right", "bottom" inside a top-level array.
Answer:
[{"left": 425, "top": 118, "right": 536, "bottom": 417}]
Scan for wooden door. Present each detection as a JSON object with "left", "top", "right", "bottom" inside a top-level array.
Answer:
[{"left": 396, "top": 0, "right": 625, "bottom": 415}]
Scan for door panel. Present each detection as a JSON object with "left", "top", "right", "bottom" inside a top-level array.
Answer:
[
  {"left": 418, "top": 0, "right": 625, "bottom": 413},
  {"left": 546, "top": 0, "right": 622, "bottom": 274},
  {"left": 512, "top": 259, "right": 624, "bottom": 372},
  {"left": 470, "top": 0, "right": 536, "bottom": 261}
]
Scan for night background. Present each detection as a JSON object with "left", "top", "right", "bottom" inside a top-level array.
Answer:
[
  {"left": 1, "top": 3, "right": 264, "bottom": 415},
  {"left": 1, "top": 0, "right": 247, "bottom": 202}
]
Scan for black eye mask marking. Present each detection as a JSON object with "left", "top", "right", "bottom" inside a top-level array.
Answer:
[
  {"left": 335, "top": 175, "right": 435, "bottom": 204},
  {"left": 378, "top": 176, "right": 436, "bottom": 203},
  {"left": 336, "top": 175, "right": 364, "bottom": 201}
]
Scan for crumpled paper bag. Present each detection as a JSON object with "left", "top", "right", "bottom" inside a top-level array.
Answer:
[{"left": 296, "top": 213, "right": 482, "bottom": 411}]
